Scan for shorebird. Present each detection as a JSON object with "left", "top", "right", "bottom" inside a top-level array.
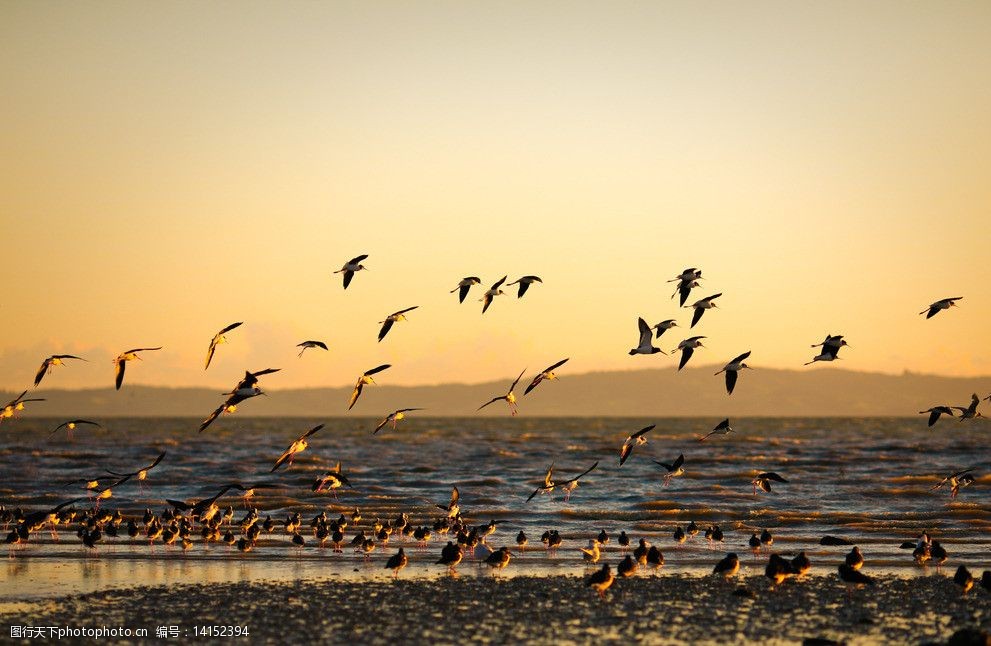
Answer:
[
  {"left": 580, "top": 539, "right": 601, "bottom": 563},
  {"left": 620, "top": 425, "right": 655, "bottom": 465},
  {"left": 930, "top": 541, "right": 948, "bottom": 568},
  {"left": 672, "top": 280, "right": 701, "bottom": 307},
  {"left": 630, "top": 317, "right": 665, "bottom": 356},
  {"left": 348, "top": 364, "right": 391, "bottom": 411},
  {"left": 199, "top": 368, "right": 279, "bottom": 431},
  {"left": 753, "top": 472, "right": 788, "bottom": 496},
  {"left": 919, "top": 406, "right": 955, "bottom": 427},
  {"left": 450, "top": 277, "right": 482, "bottom": 303},
  {"left": 715, "top": 351, "right": 752, "bottom": 395},
  {"left": 436, "top": 541, "right": 464, "bottom": 570},
  {"left": 646, "top": 546, "right": 665, "bottom": 569},
  {"left": 507, "top": 275, "right": 542, "bottom": 298},
  {"left": 516, "top": 531, "right": 528, "bottom": 551},
  {"left": 713, "top": 553, "right": 740, "bottom": 578},
  {"left": 698, "top": 418, "right": 733, "bottom": 442},
  {"left": 676, "top": 336, "right": 706, "bottom": 370},
  {"left": 1, "top": 391, "right": 45, "bottom": 423},
  {"left": 385, "top": 547, "right": 408, "bottom": 578},
  {"left": 271, "top": 424, "right": 324, "bottom": 472},
  {"left": 34, "top": 354, "right": 86, "bottom": 388},
  {"left": 652, "top": 319, "right": 679, "bottom": 339},
  {"left": 765, "top": 554, "right": 794, "bottom": 586},
  {"left": 791, "top": 552, "right": 811, "bottom": 576},
  {"left": 49, "top": 419, "right": 102, "bottom": 440},
  {"left": 334, "top": 254, "right": 369, "bottom": 289},
  {"left": 523, "top": 358, "right": 569, "bottom": 396},
  {"left": 312, "top": 463, "right": 352, "bottom": 496},
  {"left": 954, "top": 566, "right": 974, "bottom": 595},
  {"left": 437, "top": 486, "right": 460, "bottom": 518},
  {"left": 559, "top": 461, "right": 599, "bottom": 502},
  {"left": 204, "top": 322, "right": 243, "bottom": 370},
  {"left": 373, "top": 408, "right": 424, "bottom": 435},
  {"left": 931, "top": 468, "right": 976, "bottom": 498},
  {"left": 477, "top": 369, "right": 526, "bottom": 416},
  {"left": 686, "top": 293, "right": 721, "bottom": 328},
  {"left": 669, "top": 268, "right": 703, "bottom": 284},
  {"left": 378, "top": 306, "right": 419, "bottom": 342},
  {"left": 805, "top": 335, "right": 849, "bottom": 365},
  {"left": 296, "top": 340, "right": 328, "bottom": 357},
  {"left": 526, "top": 463, "right": 556, "bottom": 502},
  {"left": 113, "top": 347, "right": 162, "bottom": 390},
  {"left": 586, "top": 564, "right": 614, "bottom": 599},
  {"left": 653, "top": 454, "right": 685, "bottom": 486},
  {"left": 481, "top": 276, "right": 507, "bottom": 313},
  {"left": 484, "top": 546, "right": 512, "bottom": 570},
  {"left": 952, "top": 394, "right": 983, "bottom": 421},
  {"left": 845, "top": 547, "right": 864, "bottom": 570},
  {"left": 920, "top": 297, "right": 962, "bottom": 319}
]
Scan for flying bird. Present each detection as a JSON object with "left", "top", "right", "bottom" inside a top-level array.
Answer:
[
  {"left": 630, "top": 317, "right": 665, "bottom": 355},
  {"left": 620, "top": 424, "right": 654, "bottom": 465},
  {"left": 105, "top": 451, "right": 167, "bottom": 484},
  {"left": 672, "top": 279, "right": 701, "bottom": 307},
  {"left": 953, "top": 394, "right": 983, "bottom": 420},
  {"left": 34, "top": 354, "right": 86, "bottom": 388},
  {"left": 523, "top": 358, "right": 569, "bottom": 396},
  {"left": 450, "top": 277, "right": 482, "bottom": 303},
  {"left": 931, "top": 467, "right": 976, "bottom": 498},
  {"left": 919, "top": 406, "right": 955, "bottom": 427},
  {"left": 526, "top": 463, "right": 556, "bottom": 502},
  {"left": 296, "top": 340, "right": 328, "bottom": 357},
  {"left": 559, "top": 461, "right": 598, "bottom": 502},
  {"left": 312, "top": 462, "right": 352, "bottom": 495},
  {"left": 378, "top": 306, "right": 418, "bottom": 342},
  {"left": 199, "top": 368, "right": 279, "bottom": 432},
  {"left": 373, "top": 408, "right": 424, "bottom": 434},
  {"left": 113, "top": 347, "right": 162, "bottom": 390},
  {"left": 271, "top": 424, "right": 325, "bottom": 472},
  {"left": 1, "top": 390, "right": 45, "bottom": 423},
  {"left": 347, "top": 364, "right": 391, "bottom": 411},
  {"left": 204, "top": 322, "right": 243, "bottom": 370},
  {"left": 686, "top": 293, "right": 721, "bottom": 328},
  {"left": 698, "top": 418, "right": 733, "bottom": 442},
  {"left": 714, "top": 351, "right": 753, "bottom": 395},
  {"left": 752, "top": 472, "right": 788, "bottom": 496},
  {"left": 507, "top": 275, "right": 542, "bottom": 298},
  {"left": 668, "top": 268, "right": 702, "bottom": 284},
  {"left": 477, "top": 369, "right": 526, "bottom": 416},
  {"left": 805, "top": 334, "right": 849, "bottom": 365},
  {"left": 652, "top": 319, "right": 678, "bottom": 339},
  {"left": 436, "top": 485, "right": 460, "bottom": 518},
  {"left": 334, "top": 254, "right": 369, "bottom": 289},
  {"left": 481, "top": 276, "right": 508, "bottom": 313},
  {"left": 49, "top": 419, "right": 102, "bottom": 439},
  {"left": 653, "top": 454, "right": 685, "bottom": 486},
  {"left": 675, "top": 336, "right": 706, "bottom": 370},
  {"left": 920, "top": 297, "right": 962, "bottom": 319}
]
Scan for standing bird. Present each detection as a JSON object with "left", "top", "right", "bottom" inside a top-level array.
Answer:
[
  {"left": 698, "top": 418, "right": 733, "bottom": 442},
  {"left": 49, "top": 419, "right": 102, "bottom": 440},
  {"left": 954, "top": 566, "right": 974, "bottom": 595},
  {"left": 271, "top": 424, "right": 324, "bottom": 472},
  {"left": 484, "top": 546, "right": 512, "bottom": 570},
  {"left": 953, "top": 394, "right": 983, "bottom": 421},
  {"left": 630, "top": 318, "right": 665, "bottom": 356},
  {"left": 507, "top": 275, "right": 542, "bottom": 299},
  {"left": 524, "top": 358, "right": 569, "bottom": 396},
  {"left": 34, "top": 354, "right": 87, "bottom": 388},
  {"left": 481, "top": 276, "right": 507, "bottom": 314},
  {"left": 753, "top": 472, "right": 788, "bottom": 496},
  {"left": 334, "top": 254, "right": 369, "bottom": 289},
  {"left": 477, "top": 369, "right": 526, "bottom": 416},
  {"left": 586, "top": 564, "right": 614, "bottom": 599},
  {"left": 348, "top": 364, "right": 392, "bottom": 411},
  {"left": 620, "top": 425, "right": 655, "bottom": 466},
  {"left": 113, "top": 347, "right": 162, "bottom": 390},
  {"left": 653, "top": 454, "right": 685, "bottom": 486},
  {"left": 920, "top": 297, "right": 962, "bottom": 319},
  {"left": 373, "top": 408, "right": 424, "bottom": 435},
  {"left": 296, "top": 340, "right": 328, "bottom": 357},
  {"left": 714, "top": 351, "right": 753, "bottom": 395},
  {"left": 713, "top": 553, "right": 740, "bottom": 578},
  {"left": 378, "top": 306, "right": 419, "bottom": 342},
  {"left": 450, "top": 277, "right": 482, "bottom": 304},
  {"left": 385, "top": 547, "right": 408, "bottom": 578},
  {"left": 686, "top": 293, "right": 722, "bottom": 328},
  {"left": 919, "top": 406, "right": 955, "bottom": 427},
  {"left": 675, "top": 337, "right": 706, "bottom": 370},
  {"left": 204, "top": 322, "right": 243, "bottom": 370}
]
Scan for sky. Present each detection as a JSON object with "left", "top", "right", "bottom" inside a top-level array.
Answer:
[{"left": 1, "top": 1, "right": 989, "bottom": 391}]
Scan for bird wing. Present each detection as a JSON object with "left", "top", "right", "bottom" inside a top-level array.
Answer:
[
  {"left": 312, "top": 341, "right": 328, "bottom": 350},
  {"left": 372, "top": 416, "right": 390, "bottom": 434},
  {"left": 714, "top": 418, "right": 730, "bottom": 431},
  {"left": 204, "top": 340, "right": 218, "bottom": 370},
  {"left": 349, "top": 254, "right": 369, "bottom": 264},
  {"left": 632, "top": 424, "right": 655, "bottom": 440},
  {"left": 302, "top": 423, "right": 325, "bottom": 440},
  {"left": 126, "top": 347, "right": 163, "bottom": 353},
  {"left": 927, "top": 410, "right": 941, "bottom": 427},
  {"left": 450, "top": 486, "right": 459, "bottom": 508},
  {"left": 732, "top": 351, "right": 752, "bottom": 364},
  {"left": 199, "top": 404, "right": 226, "bottom": 432},
  {"left": 457, "top": 284, "right": 471, "bottom": 303},
  {"left": 523, "top": 375, "right": 543, "bottom": 396},
  {"left": 637, "top": 317, "right": 651, "bottom": 337},
  {"left": 477, "top": 396, "right": 503, "bottom": 411},
  {"left": 652, "top": 459, "right": 673, "bottom": 471},
  {"left": 691, "top": 307, "right": 704, "bottom": 328},
  {"left": 673, "top": 454, "right": 685, "bottom": 470},
  {"left": 142, "top": 451, "right": 167, "bottom": 472},
  {"left": 33, "top": 359, "right": 50, "bottom": 387},
  {"left": 482, "top": 292, "right": 493, "bottom": 313},
  {"left": 762, "top": 472, "right": 788, "bottom": 483},
  {"left": 543, "top": 463, "right": 555, "bottom": 487},
  {"left": 114, "top": 358, "right": 126, "bottom": 390},
  {"left": 378, "top": 319, "right": 394, "bottom": 342},
  {"left": 620, "top": 441, "right": 635, "bottom": 465},
  {"left": 517, "top": 281, "right": 530, "bottom": 298},
  {"left": 342, "top": 270, "right": 355, "bottom": 289},
  {"left": 271, "top": 447, "right": 295, "bottom": 472},
  {"left": 219, "top": 321, "right": 243, "bottom": 335},
  {"left": 348, "top": 382, "right": 364, "bottom": 411},
  {"left": 726, "top": 370, "right": 738, "bottom": 395},
  {"left": 678, "top": 346, "right": 695, "bottom": 370},
  {"left": 526, "top": 487, "right": 545, "bottom": 502},
  {"left": 565, "top": 461, "right": 599, "bottom": 483},
  {"left": 49, "top": 421, "right": 70, "bottom": 436},
  {"left": 545, "top": 358, "right": 569, "bottom": 372},
  {"left": 365, "top": 364, "right": 392, "bottom": 376},
  {"left": 492, "top": 275, "right": 508, "bottom": 289},
  {"left": 395, "top": 306, "right": 419, "bottom": 315},
  {"left": 510, "top": 369, "right": 526, "bottom": 392}
]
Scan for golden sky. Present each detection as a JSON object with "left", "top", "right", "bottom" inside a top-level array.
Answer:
[{"left": 1, "top": 1, "right": 989, "bottom": 390}]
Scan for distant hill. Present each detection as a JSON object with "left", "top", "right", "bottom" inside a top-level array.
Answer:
[{"left": 5, "top": 366, "right": 990, "bottom": 417}]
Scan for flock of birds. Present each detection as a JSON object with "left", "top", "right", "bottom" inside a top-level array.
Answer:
[{"left": 1, "top": 256, "right": 988, "bottom": 602}]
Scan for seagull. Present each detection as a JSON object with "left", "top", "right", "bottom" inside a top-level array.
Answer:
[
  {"left": 676, "top": 336, "right": 706, "bottom": 370},
  {"left": 1, "top": 391, "right": 46, "bottom": 423},
  {"left": 920, "top": 297, "right": 962, "bottom": 319},
  {"left": 753, "top": 472, "right": 788, "bottom": 496},
  {"left": 559, "top": 461, "right": 598, "bottom": 502},
  {"left": 630, "top": 317, "right": 665, "bottom": 355},
  {"left": 620, "top": 425, "right": 655, "bottom": 465},
  {"left": 652, "top": 454, "right": 685, "bottom": 486},
  {"left": 296, "top": 340, "right": 328, "bottom": 357},
  {"left": 477, "top": 369, "right": 526, "bottom": 416},
  {"left": 685, "top": 294, "right": 721, "bottom": 328},
  {"left": 271, "top": 424, "right": 324, "bottom": 472},
  {"left": 953, "top": 394, "right": 983, "bottom": 420},
  {"left": 34, "top": 354, "right": 87, "bottom": 388},
  {"left": 586, "top": 564, "right": 614, "bottom": 599},
  {"left": 204, "top": 322, "right": 243, "bottom": 370},
  {"left": 698, "top": 418, "right": 733, "bottom": 442},
  {"left": 805, "top": 334, "right": 849, "bottom": 365},
  {"left": 524, "top": 358, "right": 569, "bottom": 395},
  {"left": 311, "top": 462, "right": 352, "bottom": 495},
  {"left": 49, "top": 419, "right": 102, "bottom": 439},
  {"left": 378, "top": 306, "right": 419, "bottom": 342},
  {"left": 113, "top": 347, "right": 162, "bottom": 390},
  {"left": 373, "top": 408, "right": 424, "bottom": 435},
  {"left": 450, "top": 277, "right": 482, "bottom": 304},
  {"left": 105, "top": 451, "right": 167, "bottom": 484},
  {"left": 348, "top": 364, "right": 392, "bottom": 411},
  {"left": 199, "top": 368, "right": 279, "bottom": 432},
  {"left": 714, "top": 351, "right": 753, "bottom": 395},
  {"left": 507, "top": 275, "right": 542, "bottom": 299},
  {"left": 919, "top": 406, "right": 955, "bottom": 427},
  {"left": 481, "top": 276, "right": 507, "bottom": 313},
  {"left": 652, "top": 319, "right": 678, "bottom": 339},
  {"left": 931, "top": 467, "right": 976, "bottom": 498},
  {"left": 333, "top": 254, "right": 369, "bottom": 289}
]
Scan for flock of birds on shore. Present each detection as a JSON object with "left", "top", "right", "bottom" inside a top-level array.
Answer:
[{"left": 1, "top": 255, "right": 989, "bottom": 601}]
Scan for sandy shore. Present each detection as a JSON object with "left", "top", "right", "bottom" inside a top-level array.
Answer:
[{"left": 6, "top": 573, "right": 990, "bottom": 644}]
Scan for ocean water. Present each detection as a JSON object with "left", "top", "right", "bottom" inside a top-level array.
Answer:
[{"left": 1, "top": 417, "right": 988, "bottom": 597}]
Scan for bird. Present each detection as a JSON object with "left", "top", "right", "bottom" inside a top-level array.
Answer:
[
  {"left": 526, "top": 463, "right": 556, "bottom": 502},
  {"left": 753, "top": 472, "right": 788, "bottom": 496},
  {"left": 113, "top": 347, "right": 162, "bottom": 390},
  {"left": 523, "top": 358, "right": 569, "bottom": 396},
  {"left": 481, "top": 276, "right": 508, "bottom": 313},
  {"left": 378, "top": 306, "right": 419, "bottom": 342},
  {"left": 199, "top": 368, "right": 279, "bottom": 432},
  {"left": 334, "top": 254, "right": 369, "bottom": 289},
  {"left": 620, "top": 425, "right": 655, "bottom": 465},
  {"left": 586, "top": 564, "right": 614, "bottom": 599},
  {"left": 805, "top": 335, "right": 849, "bottom": 365},
  {"left": 373, "top": 408, "right": 425, "bottom": 435},
  {"left": 714, "top": 351, "right": 753, "bottom": 395},
  {"left": 348, "top": 364, "right": 392, "bottom": 411},
  {"left": 713, "top": 553, "right": 740, "bottom": 578},
  {"left": 516, "top": 531, "right": 528, "bottom": 551},
  {"left": 450, "top": 277, "right": 482, "bottom": 303},
  {"left": 436, "top": 486, "right": 460, "bottom": 518},
  {"left": 845, "top": 547, "right": 864, "bottom": 570},
  {"left": 579, "top": 539, "right": 601, "bottom": 563},
  {"left": 204, "top": 322, "right": 243, "bottom": 370},
  {"left": 477, "top": 369, "right": 526, "bottom": 416},
  {"left": 436, "top": 541, "right": 463, "bottom": 570},
  {"left": 765, "top": 554, "right": 794, "bottom": 586},
  {"left": 271, "top": 424, "right": 324, "bottom": 472},
  {"left": 920, "top": 297, "right": 962, "bottom": 319},
  {"left": 931, "top": 468, "right": 976, "bottom": 498},
  {"left": 669, "top": 268, "right": 703, "bottom": 284},
  {"left": 105, "top": 451, "right": 166, "bottom": 485},
  {"left": 296, "top": 340, "right": 328, "bottom": 357},
  {"left": 838, "top": 563, "right": 874, "bottom": 591},
  {"left": 698, "top": 418, "right": 733, "bottom": 442},
  {"left": 653, "top": 454, "right": 685, "bottom": 486},
  {"left": 0, "top": 391, "right": 45, "bottom": 423},
  {"left": 484, "top": 546, "right": 512, "bottom": 569},
  {"left": 617, "top": 555, "right": 638, "bottom": 578},
  {"left": 672, "top": 279, "right": 701, "bottom": 307},
  {"left": 686, "top": 293, "right": 721, "bottom": 328},
  {"left": 646, "top": 546, "right": 664, "bottom": 569},
  {"left": 954, "top": 566, "right": 974, "bottom": 595},
  {"left": 919, "top": 406, "right": 955, "bottom": 427},
  {"left": 49, "top": 419, "right": 102, "bottom": 440},
  {"left": 652, "top": 319, "right": 679, "bottom": 339},
  {"left": 558, "top": 461, "right": 599, "bottom": 502},
  {"left": 952, "top": 394, "right": 983, "bottom": 421},
  {"left": 676, "top": 336, "right": 706, "bottom": 370},
  {"left": 385, "top": 547, "right": 408, "bottom": 578},
  {"left": 507, "top": 275, "right": 542, "bottom": 298},
  {"left": 630, "top": 317, "right": 665, "bottom": 356},
  {"left": 34, "top": 354, "right": 86, "bottom": 388},
  {"left": 311, "top": 462, "right": 352, "bottom": 495}
]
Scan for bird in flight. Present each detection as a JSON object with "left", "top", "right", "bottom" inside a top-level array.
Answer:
[
  {"left": 752, "top": 472, "right": 788, "bottom": 496},
  {"left": 698, "top": 418, "right": 733, "bottom": 442},
  {"left": 714, "top": 351, "right": 753, "bottom": 395},
  {"left": 653, "top": 454, "right": 685, "bottom": 486},
  {"left": 920, "top": 297, "right": 962, "bottom": 319},
  {"left": 953, "top": 394, "right": 983, "bottom": 421},
  {"left": 477, "top": 369, "right": 526, "bottom": 416},
  {"left": 113, "top": 347, "right": 162, "bottom": 390},
  {"left": 296, "top": 340, "right": 328, "bottom": 357},
  {"left": 34, "top": 354, "right": 87, "bottom": 388},
  {"left": 105, "top": 451, "right": 167, "bottom": 485},
  {"left": 652, "top": 319, "right": 678, "bottom": 339},
  {"left": 481, "top": 276, "right": 507, "bottom": 313},
  {"left": 919, "top": 406, "right": 955, "bottom": 427},
  {"left": 378, "top": 306, "right": 419, "bottom": 342},
  {"left": 199, "top": 368, "right": 279, "bottom": 432},
  {"left": 675, "top": 336, "right": 706, "bottom": 370},
  {"left": 630, "top": 318, "right": 665, "bottom": 356},
  {"left": 620, "top": 424, "right": 654, "bottom": 466},
  {"left": 931, "top": 467, "right": 976, "bottom": 498},
  {"left": 373, "top": 408, "right": 424, "bottom": 435},
  {"left": 49, "top": 419, "right": 102, "bottom": 440},
  {"left": 312, "top": 462, "right": 352, "bottom": 496},
  {"left": 271, "top": 424, "right": 325, "bottom": 472},
  {"left": 686, "top": 293, "right": 721, "bottom": 328},
  {"left": 348, "top": 364, "right": 391, "bottom": 411},
  {"left": 805, "top": 335, "right": 849, "bottom": 365},
  {"left": 1, "top": 390, "right": 45, "bottom": 423},
  {"left": 204, "top": 322, "right": 243, "bottom": 370},
  {"left": 526, "top": 463, "right": 556, "bottom": 502},
  {"left": 450, "top": 277, "right": 482, "bottom": 303},
  {"left": 507, "top": 275, "right": 542, "bottom": 299},
  {"left": 559, "top": 461, "right": 598, "bottom": 502},
  {"left": 436, "top": 485, "right": 460, "bottom": 518},
  {"left": 334, "top": 254, "right": 369, "bottom": 289},
  {"left": 524, "top": 358, "right": 569, "bottom": 396}
]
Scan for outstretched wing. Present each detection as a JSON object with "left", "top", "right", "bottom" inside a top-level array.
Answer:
[
  {"left": 378, "top": 319, "right": 394, "bottom": 342},
  {"left": 342, "top": 270, "right": 355, "bottom": 289},
  {"left": 510, "top": 369, "right": 526, "bottom": 392},
  {"left": 732, "top": 351, "right": 752, "bottom": 364},
  {"left": 544, "top": 358, "right": 569, "bottom": 372},
  {"left": 691, "top": 307, "right": 704, "bottom": 328},
  {"left": 566, "top": 461, "right": 599, "bottom": 482},
  {"left": 523, "top": 375, "right": 543, "bottom": 396},
  {"left": 672, "top": 454, "right": 685, "bottom": 470},
  {"left": 760, "top": 472, "right": 788, "bottom": 483},
  {"left": 517, "top": 281, "right": 530, "bottom": 298},
  {"left": 34, "top": 359, "right": 49, "bottom": 387},
  {"left": 477, "top": 397, "right": 502, "bottom": 411},
  {"left": 302, "top": 423, "right": 325, "bottom": 440},
  {"left": 199, "top": 404, "right": 226, "bottom": 433},
  {"left": 349, "top": 254, "right": 369, "bottom": 264},
  {"left": 373, "top": 416, "right": 390, "bottom": 435},
  {"left": 365, "top": 364, "right": 392, "bottom": 376},
  {"left": 458, "top": 284, "right": 471, "bottom": 303},
  {"left": 678, "top": 347, "right": 695, "bottom": 371},
  {"left": 204, "top": 339, "right": 218, "bottom": 370},
  {"left": 348, "top": 382, "right": 364, "bottom": 411},
  {"left": 114, "top": 358, "right": 126, "bottom": 390},
  {"left": 726, "top": 370, "right": 738, "bottom": 395},
  {"left": 491, "top": 275, "right": 508, "bottom": 290}
]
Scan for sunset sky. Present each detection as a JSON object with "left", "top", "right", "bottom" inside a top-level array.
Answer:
[{"left": 2, "top": 1, "right": 989, "bottom": 391}]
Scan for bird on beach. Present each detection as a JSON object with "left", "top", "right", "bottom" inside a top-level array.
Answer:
[
  {"left": 507, "top": 275, "right": 542, "bottom": 299},
  {"left": 579, "top": 539, "right": 601, "bottom": 563},
  {"left": 652, "top": 319, "right": 678, "bottom": 339},
  {"left": 481, "top": 276, "right": 508, "bottom": 313},
  {"left": 952, "top": 394, "right": 983, "bottom": 421},
  {"left": 348, "top": 364, "right": 392, "bottom": 411},
  {"left": 204, "top": 322, "right": 243, "bottom": 370},
  {"left": 113, "top": 347, "right": 162, "bottom": 391},
  {"left": 686, "top": 293, "right": 721, "bottom": 328},
  {"left": 586, "top": 564, "right": 614, "bottom": 598},
  {"left": 373, "top": 408, "right": 424, "bottom": 435},
  {"left": 617, "top": 555, "right": 637, "bottom": 578},
  {"left": 931, "top": 468, "right": 976, "bottom": 498},
  {"left": 49, "top": 419, "right": 102, "bottom": 440},
  {"left": 676, "top": 336, "right": 706, "bottom": 370},
  {"left": 378, "top": 306, "right": 419, "bottom": 342},
  {"left": 523, "top": 358, "right": 569, "bottom": 396},
  {"left": 954, "top": 566, "right": 974, "bottom": 595},
  {"left": 698, "top": 418, "right": 733, "bottom": 442},
  {"left": 484, "top": 546, "right": 512, "bottom": 570},
  {"left": 334, "top": 254, "right": 369, "bottom": 289},
  {"left": 311, "top": 462, "right": 352, "bottom": 496},
  {"left": 437, "top": 541, "right": 463, "bottom": 570},
  {"left": 620, "top": 425, "right": 655, "bottom": 465},
  {"left": 385, "top": 547, "right": 408, "bottom": 578},
  {"left": 765, "top": 554, "right": 795, "bottom": 586},
  {"left": 630, "top": 317, "right": 665, "bottom": 356},
  {"left": 296, "top": 340, "right": 328, "bottom": 357},
  {"left": 920, "top": 297, "right": 962, "bottom": 319},
  {"left": 753, "top": 472, "right": 788, "bottom": 496},
  {"left": 653, "top": 454, "right": 685, "bottom": 486},
  {"left": 450, "top": 277, "right": 482, "bottom": 303},
  {"left": 271, "top": 424, "right": 325, "bottom": 472},
  {"left": 845, "top": 547, "right": 864, "bottom": 570},
  {"left": 919, "top": 406, "right": 955, "bottom": 427},
  {"left": 477, "top": 369, "right": 526, "bottom": 416},
  {"left": 713, "top": 553, "right": 740, "bottom": 578},
  {"left": 714, "top": 351, "right": 752, "bottom": 395},
  {"left": 805, "top": 335, "right": 849, "bottom": 365},
  {"left": 34, "top": 354, "right": 87, "bottom": 388},
  {"left": 1, "top": 391, "right": 45, "bottom": 423}
]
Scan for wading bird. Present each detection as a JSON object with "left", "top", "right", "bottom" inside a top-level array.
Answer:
[
  {"left": 919, "top": 406, "right": 955, "bottom": 427},
  {"left": 559, "top": 461, "right": 598, "bottom": 502},
  {"left": 204, "top": 322, "right": 243, "bottom": 370},
  {"left": 378, "top": 306, "right": 419, "bottom": 342},
  {"left": 199, "top": 368, "right": 280, "bottom": 432},
  {"left": 686, "top": 293, "right": 721, "bottom": 328},
  {"left": 586, "top": 564, "right": 614, "bottom": 599},
  {"left": 450, "top": 277, "right": 481, "bottom": 303},
  {"left": 49, "top": 419, "right": 102, "bottom": 440},
  {"left": 113, "top": 347, "right": 162, "bottom": 391},
  {"left": 348, "top": 364, "right": 391, "bottom": 411},
  {"left": 676, "top": 336, "right": 706, "bottom": 370},
  {"left": 34, "top": 354, "right": 86, "bottom": 388},
  {"left": 805, "top": 335, "right": 849, "bottom": 365},
  {"left": 652, "top": 319, "right": 678, "bottom": 339},
  {"left": 524, "top": 358, "right": 569, "bottom": 395},
  {"left": 620, "top": 425, "right": 655, "bottom": 465},
  {"left": 931, "top": 467, "right": 976, "bottom": 498},
  {"left": 481, "top": 276, "right": 508, "bottom": 313},
  {"left": 271, "top": 424, "right": 325, "bottom": 472},
  {"left": 507, "top": 275, "right": 542, "bottom": 298},
  {"left": 953, "top": 394, "right": 983, "bottom": 420},
  {"left": 312, "top": 462, "right": 352, "bottom": 497},
  {"left": 334, "top": 254, "right": 369, "bottom": 289},
  {"left": 296, "top": 340, "right": 328, "bottom": 357},
  {"left": 630, "top": 318, "right": 664, "bottom": 356},
  {"left": 715, "top": 351, "right": 753, "bottom": 395},
  {"left": 698, "top": 418, "right": 733, "bottom": 442},
  {"left": 1, "top": 391, "right": 45, "bottom": 423},
  {"left": 920, "top": 297, "right": 962, "bottom": 319},
  {"left": 653, "top": 454, "right": 685, "bottom": 486},
  {"left": 753, "top": 472, "right": 788, "bottom": 496},
  {"left": 373, "top": 408, "right": 424, "bottom": 435},
  {"left": 477, "top": 369, "right": 526, "bottom": 416}
]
